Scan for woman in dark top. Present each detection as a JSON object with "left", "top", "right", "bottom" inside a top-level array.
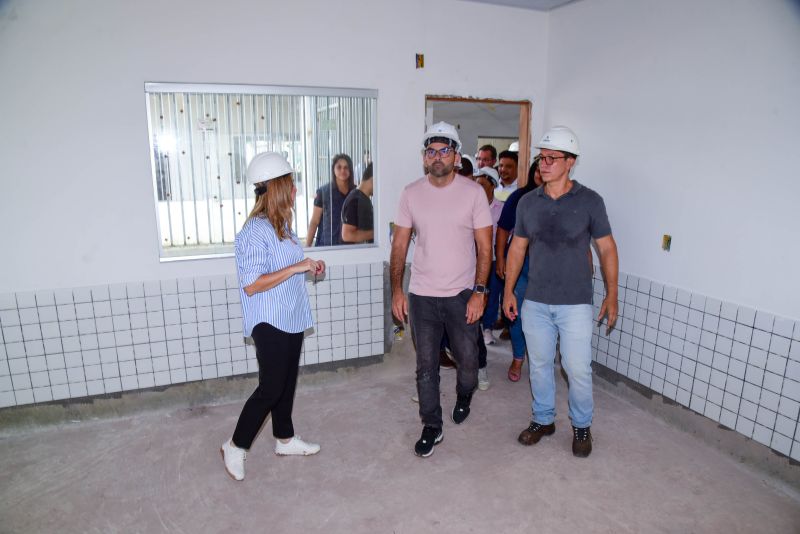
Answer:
[
  {"left": 497, "top": 158, "right": 542, "bottom": 381},
  {"left": 306, "top": 154, "right": 355, "bottom": 247}
]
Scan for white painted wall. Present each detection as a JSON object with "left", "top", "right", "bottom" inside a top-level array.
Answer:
[
  {"left": 545, "top": 0, "right": 800, "bottom": 319},
  {"left": 0, "top": 0, "right": 549, "bottom": 294}
]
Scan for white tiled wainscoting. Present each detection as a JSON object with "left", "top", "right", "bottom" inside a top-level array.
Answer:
[
  {"left": 591, "top": 269, "right": 800, "bottom": 462},
  {"left": 0, "top": 262, "right": 386, "bottom": 408}
]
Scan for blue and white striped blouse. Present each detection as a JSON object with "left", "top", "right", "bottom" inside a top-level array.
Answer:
[{"left": 234, "top": 217, "right": 313, "bottom": 336}]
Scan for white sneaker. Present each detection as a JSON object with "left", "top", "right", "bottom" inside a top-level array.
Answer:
[
  {"left": 221, "top": 439, "right": 246, "bottom": 481},
  {"left": 411, "top": 392, "right": 419, "bottom": 403},
  {"left": 483, "top": 328, "right": 496, "bottom": 345},
  {"left": 275, "top": 435, "right": 321, "bottom": 456},
  {"left": 478, "top": 367, "right": 490, "bottom": 391}
]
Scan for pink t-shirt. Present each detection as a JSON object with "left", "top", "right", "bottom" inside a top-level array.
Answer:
[{"left": 395, "top": 175, "right": 493, "bottom": 297}]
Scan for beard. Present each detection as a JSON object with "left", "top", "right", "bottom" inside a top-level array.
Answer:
[{"left": 425, "top": 160, "right": 454, "bottom": 178}]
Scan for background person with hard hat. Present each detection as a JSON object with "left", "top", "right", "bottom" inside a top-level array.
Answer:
[
  {"left": 457, "top": 153, "right": 476, "bottom": 177},
  {"left": 482, "top": 152, "right": 518, "bottom": 346},
  {"left": 221, "top": 152, "right": 326, "bottom": 481},
  {"left": 496, "top": 158, "right": 543, "bottom": 382},
  {"left": 390, "top": 121, "right": 493, "bottom": 458},
  {"left": 502, "top": 126, "right": 619, "bottom": 458},
  {"left": 476, "top": 166, "right": 504, "bottom": 349}
]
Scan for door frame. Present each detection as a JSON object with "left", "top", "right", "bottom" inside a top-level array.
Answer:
[{"left": 425, "top": 96, "right": 532, "bottom": 187}]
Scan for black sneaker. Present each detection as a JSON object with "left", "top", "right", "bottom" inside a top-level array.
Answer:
[
  {"left": 451, "top": 393, "right": 472, "bottom": 425},
  {"left": 572, "top": 426, "right": 593, "bottom": 458},
  {"left": 414, "top": 425, "right": 443, "bottom": 457}
]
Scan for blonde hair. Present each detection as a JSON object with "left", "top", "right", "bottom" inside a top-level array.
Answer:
[{"left": 247, "top": 174, "right": 295, "bottom": 240}]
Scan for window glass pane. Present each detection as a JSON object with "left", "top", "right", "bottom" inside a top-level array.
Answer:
[{"left": 146, "top": 84, "right": 377, "bottom": 259}]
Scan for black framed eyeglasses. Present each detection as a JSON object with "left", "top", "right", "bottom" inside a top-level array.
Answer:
[
  {"left": 539, "top": 154, "right": 568, "bottom": 165},
  {"left": 424, "top": 146, "right": 454, "bottom": 158}
]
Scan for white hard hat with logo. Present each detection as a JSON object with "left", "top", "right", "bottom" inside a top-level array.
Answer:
[
  {"left": 535, "top": 126, "right": 580, "bottom": 156},
  {"left": 422, "top": 121, "right": 462, "bottom": 152},
  {"left": 246, "top": 152, "right": 294, "bottom": 185},
  {"left": 508, "top": 141, "right": 520, "bottom": 152}
]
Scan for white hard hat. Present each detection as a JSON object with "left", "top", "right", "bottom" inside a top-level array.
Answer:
[
  {"left": 535, "top": 126, "right": 580, "bottom": 156},
  {"left": 246, "top": 152, "right": 294, "bottom": 185},
  {"left": 460, "top": 154, "right": 476, "bottom": 172},
  {"left": 476, "top": 166, "right": 499, "bottom": 186},
  {"left": 508, "top": 141, "right": 520, "bottom": 152},
  {"left": 422, "top": 121, "right": 462, "bottom": 152}
]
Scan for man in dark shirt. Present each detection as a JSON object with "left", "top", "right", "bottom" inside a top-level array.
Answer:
[
  {"left": 503, "top": 126, "right": 619, "bottom": 458},
  {"left": 341, "top": 163, "right": 374, "bottom": 244}
]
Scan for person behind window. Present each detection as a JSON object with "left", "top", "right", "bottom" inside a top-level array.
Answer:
[
  {"left": 341, "top": 163, "right": 375, "bottom": 244},
  {"left": 306, "top": 154, "right": 355, "bottom": 247},
  {"left": 221, "top": 152, "right": 326, "bottom": 482}
]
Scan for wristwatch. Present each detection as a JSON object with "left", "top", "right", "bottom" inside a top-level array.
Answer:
[{"left": 472, "top": 284, "right": 488, "bottom": 294}]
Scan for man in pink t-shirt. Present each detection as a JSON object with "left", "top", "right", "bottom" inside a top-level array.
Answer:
[{"left": 390, "top": 122, "right": 493, "bottom": 458}]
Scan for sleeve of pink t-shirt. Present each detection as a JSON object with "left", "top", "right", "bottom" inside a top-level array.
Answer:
[
  {"left": 472, "top": 187, "right": 493, "bottom": 229},
  {"left": 395, "top": 187, "right": 413, "bottom": 228}
]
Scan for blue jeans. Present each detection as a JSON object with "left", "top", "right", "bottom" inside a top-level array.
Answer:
[
  {"left": 482, "top": 262, "right": 503, "bottom": 330},
  {"left": 508, "top": 255, "right": 529, "bottom": 360},
  {"left": 409, "top": 290, "right": 480, "bottom": 428},
  {"left": 520, "top": 300, "right": 594, "bottom": 428}
]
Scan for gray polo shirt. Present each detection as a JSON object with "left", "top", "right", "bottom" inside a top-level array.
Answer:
[{"left": 515, "top": 180, "right": 612, "bottom": 305}]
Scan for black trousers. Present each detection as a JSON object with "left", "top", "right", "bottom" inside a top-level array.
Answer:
[
  {"left": 409, "top": 290, "right": 480, "bottom": 429},
  {"left": 232, "top": 322, "right": 304, "bottom": 448}
]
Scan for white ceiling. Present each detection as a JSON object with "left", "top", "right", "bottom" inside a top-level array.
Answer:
[{"left": 458, "top": 0, "right": 580, "bottom": 11}]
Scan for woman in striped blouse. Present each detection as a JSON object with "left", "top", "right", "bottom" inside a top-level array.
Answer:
[{"left": 221, "top": 152, "right": 326, "bottom": 482}]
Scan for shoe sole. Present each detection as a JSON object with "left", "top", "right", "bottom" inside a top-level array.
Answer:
[
  {"left": 220, "top": 448, "right": 244, "bottom": 481},
  {"left": 415, "top": 433, "right": 443, "bottom": 458},
  {"left": 275, "top": 448, "right": 320, "bottom": 456},
  {"left": 478, "top": 382, "right": 489, "bottom": 391}
]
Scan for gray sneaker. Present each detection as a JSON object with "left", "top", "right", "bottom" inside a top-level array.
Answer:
[{"left": 478, "top": 367, "right": 490, "bottom": 391}]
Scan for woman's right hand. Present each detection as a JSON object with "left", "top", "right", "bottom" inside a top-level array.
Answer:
[{"left": 294, "top": 258, "right": 324, "bottom": 275}]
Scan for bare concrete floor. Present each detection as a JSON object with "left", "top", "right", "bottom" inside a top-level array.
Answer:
[{"left": 1, "top": 338, "right": 799, "bottom": 533}]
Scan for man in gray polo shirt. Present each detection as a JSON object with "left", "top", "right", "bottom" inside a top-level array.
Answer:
[{"left": 502, "top": 126, "right": 618, "bottom": 458}]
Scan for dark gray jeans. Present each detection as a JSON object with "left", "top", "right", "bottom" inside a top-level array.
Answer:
[{"left": 409, "top": 290, "right": 480, "bottom": 429}]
